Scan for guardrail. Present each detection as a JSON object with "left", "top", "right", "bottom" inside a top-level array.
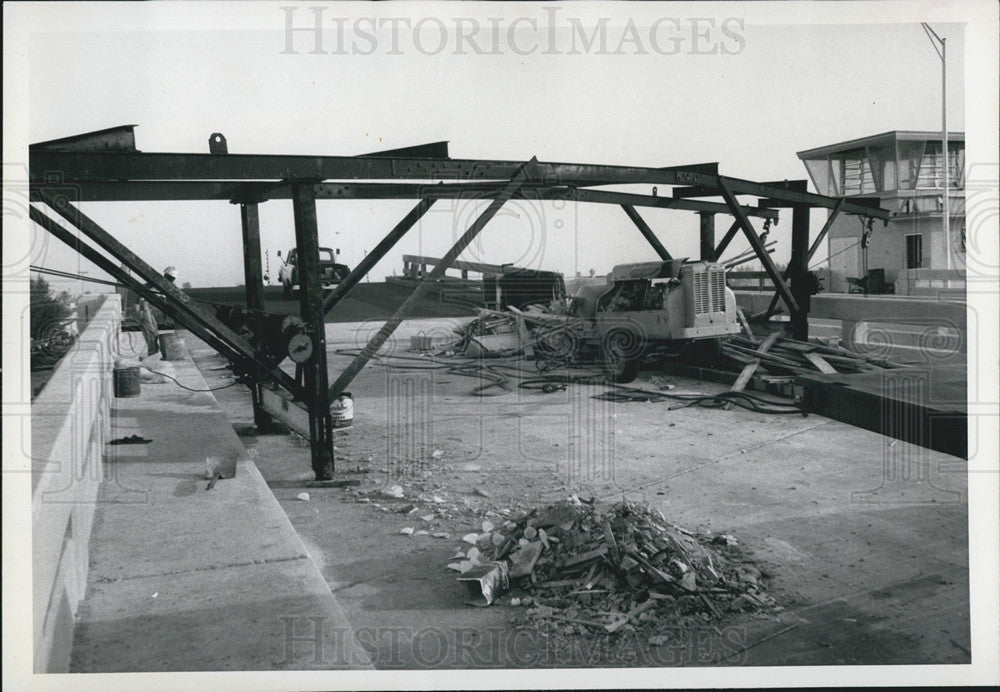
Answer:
[{"left": 32, "top": 294, "right": 120, "bottom": 672}]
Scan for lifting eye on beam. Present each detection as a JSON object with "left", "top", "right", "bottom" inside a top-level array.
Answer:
[{"left": 209, "top": 133, "right": 227, "bottom": 154}]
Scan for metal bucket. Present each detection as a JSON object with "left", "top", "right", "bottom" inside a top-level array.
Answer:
[
  {"left": 113, "top": 359, "right": 141, "bottom": 398},
  {"left": 160, "top": 332, "right": 186, "bottom": 361},
  {"left": 410, "top": 331, "right": 433, "bottom": 351},
  {"left": 331, "top": 392, "right": 354, "bottom": 428}
]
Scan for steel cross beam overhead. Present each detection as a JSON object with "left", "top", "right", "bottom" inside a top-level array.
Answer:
[
  {"left": 28, "top": 149, "right": 889, "bottom": 218},
  {"left": 44, "top": 180, "right": 781, "bottom": 220}
]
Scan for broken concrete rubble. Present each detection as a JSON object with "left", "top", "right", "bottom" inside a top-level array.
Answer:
[{"left": 445, "top": 498, "right": 779, "bottom": 636}]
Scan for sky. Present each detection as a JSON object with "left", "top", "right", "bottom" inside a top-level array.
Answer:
[{"left": 21, "top": 4, "right": 967, "bottom": 291}]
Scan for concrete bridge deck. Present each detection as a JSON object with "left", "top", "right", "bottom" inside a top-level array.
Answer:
[{"left": 67, "top": 341, "right": 371, "bottom": 673}]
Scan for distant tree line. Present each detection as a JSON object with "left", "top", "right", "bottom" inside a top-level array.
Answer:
[{"left": 30, "top": 275, "right": 74, "bottom": 368}]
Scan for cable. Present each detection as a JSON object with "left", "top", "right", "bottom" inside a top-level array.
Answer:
[
  {"left": 30, "top": 265, "right": 121, "bottom": 287},
  {"left": 810, "top": 239, "right": 861, "bottom": 272},
  {"left": 143, "top": 367, "right": 242, "bottom": 392},
  {"left": 334, "top": 348, "right": 803, "bottom": 413}
]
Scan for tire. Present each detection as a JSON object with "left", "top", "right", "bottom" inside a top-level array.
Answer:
[{"left": 601, "top": 329, "right": 642, "bottom": 383}]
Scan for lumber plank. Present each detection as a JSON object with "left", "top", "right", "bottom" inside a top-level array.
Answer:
[
  {"left": 804, "top": 351, "right": 838, "bottom": 374},
  {"left": 730, "top": 332, "right": 779, "bottom": 392}
]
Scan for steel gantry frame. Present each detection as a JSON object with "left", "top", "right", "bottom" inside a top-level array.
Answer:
[{"left": 29, "top": 125, "right": 890, "bottom": 480}]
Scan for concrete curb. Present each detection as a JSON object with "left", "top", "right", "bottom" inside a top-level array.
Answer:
[{"left": 69, "top": 336, "right": 373, "bottom": 671}]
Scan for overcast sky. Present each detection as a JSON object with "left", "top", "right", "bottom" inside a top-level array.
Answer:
[{"left": 23, "top": 4, "right": 966, "bottom": 290}]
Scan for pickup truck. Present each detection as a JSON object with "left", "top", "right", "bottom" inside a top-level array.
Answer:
[{"left": 277, "top": 247, "right": 350, "bottom": 297}]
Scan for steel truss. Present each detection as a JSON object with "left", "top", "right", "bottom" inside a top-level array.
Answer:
[{"left": 29, "top": 126, "right": 890, "bottom": 479}]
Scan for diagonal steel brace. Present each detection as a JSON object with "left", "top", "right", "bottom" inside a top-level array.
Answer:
[
  {"left": 763, "top": 198, "right": 845, "bottom": 320},
  {"left": 620, "top": 204, "right": 672, "bottom": 261},
  {"left": 712, "top": 220, "right": 741, "bottom": 262},
  {"left": 33, "top": 190, "right": 307, "bottom": 399},
  {"left": 30, "top": 206, "right": 243, "bottom": 364},
  {"left": 717, "top": 179, "right": 799, "bottom": 315},
  {"left": 323, "top": 197, "right": 437, "bottom": 314},
  {"left": 328, "top": 158, "right": 539, "bottom": 398}
]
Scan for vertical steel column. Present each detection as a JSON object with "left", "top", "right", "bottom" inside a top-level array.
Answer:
[
  {"left": 789, "top": 205, "right": 810, "bottom": 340},
  {"left": 291, "top": 182, "right": 335, "bottom": 479},
  {"left": 620, "top": 204, "right": 672, "bottom": 260},
  {"left": 699, "top": 212, "right": 715, "bottom": 261},
  {"left": 328, "top": 159, "right": 538, "bottom": 398},
  {"left": 240, "top": 202, "right": 273, "bottom": 431}
]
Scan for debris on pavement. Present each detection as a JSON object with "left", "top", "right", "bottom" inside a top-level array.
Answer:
[
  {"left": 296, "top": 492, "right": 310, "bottom": 502},
  {"left": 444, "top": 498, "right": 779, "bottom": 633},
  {"left": 457, "top": 561, "right": 510, "bottom": 607}
]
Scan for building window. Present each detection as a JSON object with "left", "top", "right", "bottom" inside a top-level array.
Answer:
[{"left": 905, "top": 234, "right": 923, "bottom": 269}]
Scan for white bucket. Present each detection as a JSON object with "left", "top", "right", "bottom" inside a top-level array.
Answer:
[{"left": 331, "top": 393, "right": 354, "bottom": 428}]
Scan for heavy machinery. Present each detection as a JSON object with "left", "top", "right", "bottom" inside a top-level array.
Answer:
[{"left": 549, "top": 259, "right": 740, "bottom": 381}]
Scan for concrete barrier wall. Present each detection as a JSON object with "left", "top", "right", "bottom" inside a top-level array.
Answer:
[
  {"left": 32, "top": 294, "right": 120, "bottom": 673},
  {"left": 895, "top": 268, "right": 966, "bottom": 297}
]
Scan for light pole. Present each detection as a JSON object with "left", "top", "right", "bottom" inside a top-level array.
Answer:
[{"left": 921, "top": 22, "right": 950, "bottom": 270}]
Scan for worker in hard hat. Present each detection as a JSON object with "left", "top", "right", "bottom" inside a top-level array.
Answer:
[
  {"left": 136, "top": 265, "right": 179, "bottom": 354},
  {"left": 153, "top": 266, "right": 178, "bottom": 329}
]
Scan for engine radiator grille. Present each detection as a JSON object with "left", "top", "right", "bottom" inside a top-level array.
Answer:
[{"left": 692, "top": 268, "right": 727, "bottom": 314}]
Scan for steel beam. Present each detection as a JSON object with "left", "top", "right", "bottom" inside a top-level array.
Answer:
[
  {"left": 674, "top": 179, "right": 809, "bottom": 199},
  {"left": 323, "top": 198, "right": 436, "bottom": 314},
  {"left": 292, "top": 183, "right": 335, "bottom": 479},
  {"left": 712, "top": 221, "right": 741, "bottom": 262},
  {"left": 361, "top": 141, "right": 450, "bottom": 159},
  {"left": 33, "top": 189, "right": 307, "bottom": 399},
  {"left": 27, "top": 149, "right": 889, "bottom": 218},
  {"left": 240, "top": 202, "right": 274, "bottom": 430},
  {"left": 53, "top": 180, "right": 780, "bottom": 219},
  {"left": 764, "top": 198, "right": 844, "bottom": 320},
  {"left": 789, "top": 205, "right": 810, "bottom": 340},
  {"left": 718, "top": 179, "right": 799, "bottom": 315},
  {"left": 620, "top": 204, "right": 672, "bottom": 261},
  {"left": 699, "top": 212, "right": 715, "bottom": 261},
  {"left": 328, "top": 158, "right": 538, "bottom": 398},
  {"left": 30, "top": 207, "right": 240, "bottom": 363},
  {"left": 570, "top": 188, "right": 777, "bottom": 219}
]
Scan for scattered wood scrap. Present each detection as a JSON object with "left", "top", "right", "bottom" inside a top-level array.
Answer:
[
  {"left": 447, "top": 499, "right": 779, "bottom": 637},
  {"left": 722, "top": 334, "right": 895, "bottom": 384}
]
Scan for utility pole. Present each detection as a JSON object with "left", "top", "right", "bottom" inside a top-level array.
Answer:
[{"left": 922, "top": 22, "right": 950, "bottom": 270}]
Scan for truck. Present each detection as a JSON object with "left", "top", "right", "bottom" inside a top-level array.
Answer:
[
  {"left": 277, "top": 247, "right": 350, "bottom": 297},
  {"left": 543, "top": 259, "right": 740, "bottom": 382}
]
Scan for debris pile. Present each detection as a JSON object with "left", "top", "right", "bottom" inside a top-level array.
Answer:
[
  {"left": 447, "top": 498, "right": 779, "bottom": 633},
  {"left": 723, "top": 334, "right": 899, "bottom": 378},
  {"left": 451, "top": 305, "right": 583, "bottom": 360}
]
